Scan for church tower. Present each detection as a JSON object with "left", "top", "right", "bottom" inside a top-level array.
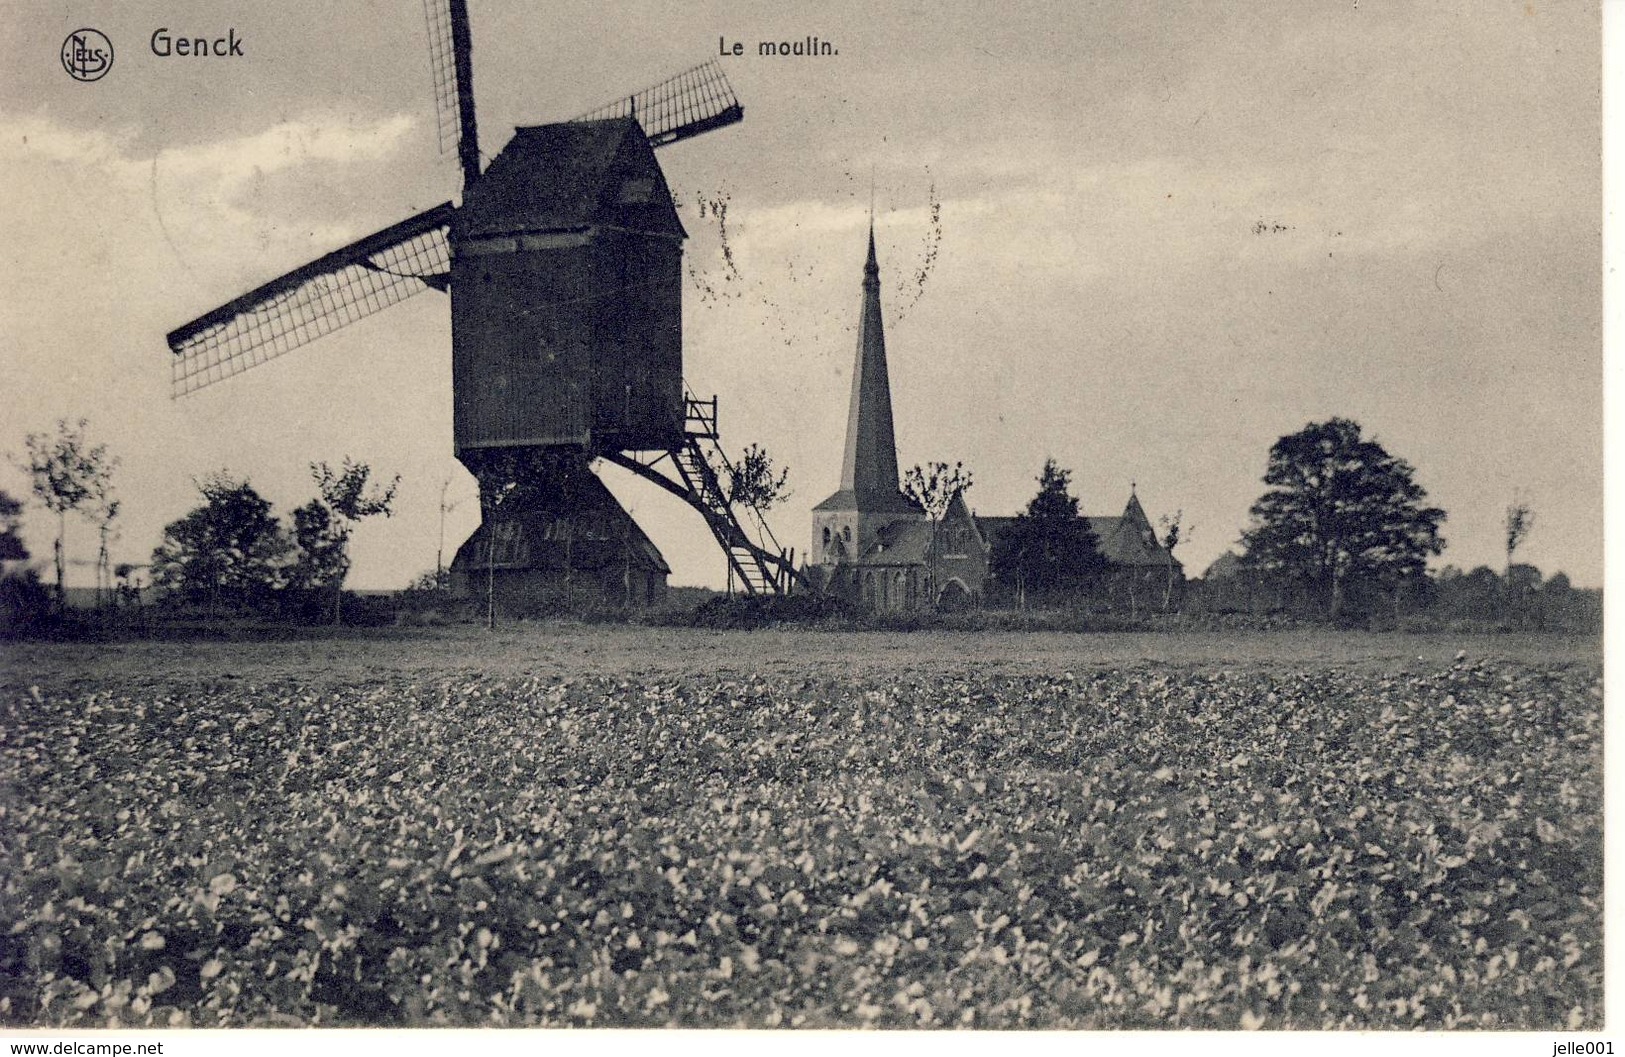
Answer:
[{"left": 811, "top": 224, "right": 923, "bottom": 567}]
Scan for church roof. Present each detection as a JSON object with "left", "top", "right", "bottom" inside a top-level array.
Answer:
[
  {"left": 848, "top": 518, "right": 935, "bottom": 567},
  {"left": 975, "top": 493, "right": 1182, "bottom": 569},
  {"left": 811, "top": 487, "right": 922, "bottom": 514},
  {"left": 942, "top": 490, "right": 985, "bottom": 548},
  {"left": 1093, "top": 516, "right": 1171, "bottom": 567},
  {"left": 812, "top": 224, "right": 918, "bottom": 516},
  {"left": 972, "top": 516, "right": 1019, "bottom": 546}
]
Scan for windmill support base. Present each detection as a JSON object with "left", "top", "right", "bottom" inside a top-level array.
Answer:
[
  {"left": 448, "top": 447, "right": 670, "bottom": 617},
  {"left": 601, "top": 400, "right": 799, "bottom": 596}
]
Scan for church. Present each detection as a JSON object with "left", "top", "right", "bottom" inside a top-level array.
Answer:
[{"left": 803, "top": 224, "right": 1182, "bottom": 611}]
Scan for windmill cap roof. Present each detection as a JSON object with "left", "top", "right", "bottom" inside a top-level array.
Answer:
[{"left": 455, "top": 117, "right": 683, "bottom": 238}]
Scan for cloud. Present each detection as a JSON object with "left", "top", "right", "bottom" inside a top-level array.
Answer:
[
  {"left": 6, "top": 110, "right": 417, "bottom": 189},
  {"left": 156, "top": 113, "right": 417, "bottom": 181},
  {"left": 0, "top": 111, "right": 442, "bottom": 585},
  {"left": 4, "top": 111, "right": 421, "bottom": 285},
  {"left": 0, "top": 0, "right": 1601, "bottom": 590}
]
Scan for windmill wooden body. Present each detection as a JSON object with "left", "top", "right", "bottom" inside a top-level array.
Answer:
[
  {"left": 165, "top": 0, "right": 796, "bottom": 604},
  {"left": 451, "top": 118, "right": 684, "bottom": 456}
]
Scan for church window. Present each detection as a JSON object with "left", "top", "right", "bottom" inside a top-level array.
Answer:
[
  {"left": 822, "top": 526, "right": 831, "bottom": 546},
  {"left": 843, "top": 525, "right": 852, "bottom": 542}
]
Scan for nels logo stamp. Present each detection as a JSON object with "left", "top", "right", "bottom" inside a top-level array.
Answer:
[{"left": 61, "top": 28, "right": 113, "bottom": 82}]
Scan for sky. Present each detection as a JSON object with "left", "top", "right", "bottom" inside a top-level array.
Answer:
[{"left": 0, "top": 1, "right": 1604, "bottom": 590}]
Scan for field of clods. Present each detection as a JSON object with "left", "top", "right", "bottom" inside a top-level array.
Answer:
[{"left": 0, "top": 627, "right": 1602, "bottom": 1028}]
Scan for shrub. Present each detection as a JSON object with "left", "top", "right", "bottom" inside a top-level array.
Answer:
[{"left": 0, "top": 568, "right": 54, "bottom": 635}]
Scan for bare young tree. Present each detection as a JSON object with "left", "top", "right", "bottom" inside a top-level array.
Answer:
[
  {"left": 1157, "top": 510, "right": 1189, "bottom": 613},
  {"left": 91, "top": 492, "right": 120, "bottom": 611},
  {"left": 1503, "top": 496, "right": 1536, "bottom": 615},
  {"left": 436, "top": 477, "right": 470, "bottom": 590},
  {"left": 15, "top": 419, "right": 119, "bottom": 608},
  {"left": 902, "top": 461, "right": 974, "bottom": 522},
  {"left": 1504, "top": 497, "right": 1535, "bottom": 578},
  {"left": 903, "top": 461, "right": 974, "bottom": 602},
  {"left": 721, "top": 444, "right": 791, "bottom": 511}
]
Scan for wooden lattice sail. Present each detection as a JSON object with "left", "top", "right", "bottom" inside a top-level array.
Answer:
[
  {"left": 571, "top": 60, "right": 743, "bottom": 147},
  {"left": 166, "top": 205, "right": 453, "bottom": 396}
]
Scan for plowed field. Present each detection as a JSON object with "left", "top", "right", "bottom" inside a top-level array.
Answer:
[{"left": 0, "top": 628, "right": 1602, "bottom": 1028}]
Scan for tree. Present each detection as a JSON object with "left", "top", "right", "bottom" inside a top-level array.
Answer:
[
  {"left": 1506, "top": 562, "right": 1542, "bottom": 595},
  {"left": 0, "top": 490, "right": 27, "bottom": 562},
  {"left": 988, "top": 458, "right": 1105, "bottom": 606},
  {"left": 15, "top": 419, "right": 118, "bottom": 607},
  {"left": 1157, "top": 509, "right": 1189, "bottom": 613},
  {"left": 1504, "top": 498, "right": 1535, "bottom": 610},
  {"left": 150, "top": 474, "right": 289, "bottom": 614},
  {"left": 903, "top": 460, "right": 974, "bottom": 601},
  {"left": 286, "top": 500, "right": 347, "bottom": 591},
  {"left": 113, "top": 562, "right": 146, "bottom": 623},
  {"left": 1504, "top": 498, "right": 1535, "bottom": 569},
  {"left": 0, "top": 489, "right": 47, "bottom": 630},
  {"left": 297, "top": 459, "right": 400, "bottom": 624},
  {"left": 436, "top": 477, "right": 469, "bottom": 587},
  {"left": 89, "top": 488, "right": 120, "bottom": 611},
  {"left": 1240, "top": 418, "right": 1445, "bottom": 619},
  {"left": 902, "top": 461, "right": 973, "bottom": 521},
  {"left": 720, "top": 444, "right": 791, "bottom": 511},
  {"left": 1433, "top": 563, "right": 1502, "bottom": 622}
]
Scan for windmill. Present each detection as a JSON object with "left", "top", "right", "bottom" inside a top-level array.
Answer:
[{"left": 165, "top": 0, "right": 797, "bottom": 601}]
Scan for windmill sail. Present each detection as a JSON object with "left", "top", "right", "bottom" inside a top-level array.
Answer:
[
  {"left": 421, "top": 0, "right": 462, "bottom": 158},
  {"left": 572, "top": 60, "right": 743, "bottom": 148},
  {"left": 166, "top": 203, "right": 454, "bottom": 397},
  {"left": 447, "top": 0, "right": 481, "bottom": 188},
  {"left": 422, "top": 0, "right": 480, "bottom": 188}
]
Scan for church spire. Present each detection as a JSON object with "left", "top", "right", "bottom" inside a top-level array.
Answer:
[{"left": 838, "top": 222, "right": 904, "bottom": 502}]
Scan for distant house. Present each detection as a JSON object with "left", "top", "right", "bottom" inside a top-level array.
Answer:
[
  {"left": 1202, "top": 551, "right": 1244, "bottom": 581},
  {"left": 804, "top": 226, "right": 1181, "bottom": 612},
  {"left": 1192, "top": 549, "right": 1323, "bottom": 616}
]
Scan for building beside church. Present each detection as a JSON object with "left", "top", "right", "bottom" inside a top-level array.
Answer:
[
  {"left": 976, "top": 488, "right": 1184, "bottom": 609},
  {"left": 804, "top": 225, "right": 1182, "bottom": 611}
]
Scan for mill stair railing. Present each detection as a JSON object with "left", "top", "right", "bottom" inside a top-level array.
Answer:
[{"left": 601, "top": 393, "right": 799, "bottom": 595}]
